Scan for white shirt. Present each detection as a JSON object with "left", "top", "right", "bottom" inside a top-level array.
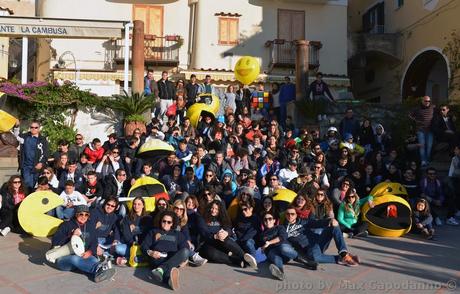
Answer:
[
  {"left": 59, "top": 190, "right": 87, "bottom": 206},
  {"left": 278, "top": 168, "right": 298, "bottom": 186}
]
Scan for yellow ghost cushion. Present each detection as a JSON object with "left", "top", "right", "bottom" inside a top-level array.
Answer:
[
  {"left": 18, "top": 191, "right": 64, "bottom": 237},
  {"left": 362, "top": 194, "right": 412, "bottom": 237}
]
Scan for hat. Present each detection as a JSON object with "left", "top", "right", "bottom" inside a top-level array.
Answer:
[
  {"left": 328, "top": 126, "right": 338, "bottom": 133},
  {"left": 344, "top": 133, "right": 353, "bottom": 140},
  {"left": 74, "top": 205, "right": 89, "bottom": 214},
  {"left": 108, "top": 133, "right": 117, "bottom": 139},
  {"left": 289, "top": 159, "right": 298, "bottom": 166},
  {"left": 217, "top": 115, "right": 225, "bottom": 123},
  {"left": 239, "top": 186, "right": 254, "bottom": 197}
]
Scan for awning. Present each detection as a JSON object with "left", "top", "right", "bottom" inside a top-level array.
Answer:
[{"left": 0, "top": 16, "right": 126, "bottom": 39}]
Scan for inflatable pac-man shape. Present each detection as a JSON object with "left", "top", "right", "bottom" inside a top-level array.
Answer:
[
  {"left": 273, "top": 189, "right": 297, "bottom": 212},
  {"left": 370, "top": 182, "right": 408, "bottom": 198},
  {"left": 185, "top": 93, "right": 220, "bottom": 128},
  {"left": 128, "top": 177, "right": 167, "bottom": 199},
  {"left": 137, "top": 139, "right": 175, "bottom": 160},
  {"left": 0, "top": 109, "right": 18, "bottom": 133},
  {"left": 362, "top": 194, "right": 412, "bottom": 237},
  {"left": 234, "top": 56, "right": 260, "bottom": 85},
  {"left": 18, "top": 191, "right": 64, "bottom": 237}
]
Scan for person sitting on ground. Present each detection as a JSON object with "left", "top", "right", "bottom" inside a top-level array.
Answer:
[
  {"left": 260, "top": 211, "right": 297, "bottom": 281},
  {"left": 90, "top": 197, "right": 121, "bottom": 256},
  {"left": 51, "top": 205, "right": 116, "bottom": 282},
  {"left": 0, "top": 175, "right": 28, "bottom": 236},
  {"left": 412, "top": 198, "right": 435, "bottom": 240},
  {"left": 142, "top": 210, "right": 190, "bottom": 291},
  {"left": 56, "top": 180, "right": 87, "bottom": 220},
  {"left": 78, "top": 171, "right": 103, "bottom": 207},
  {"left": 337, "top": 189, "right": 373, "bottom": 238}
]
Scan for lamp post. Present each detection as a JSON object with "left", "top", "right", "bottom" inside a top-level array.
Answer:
[{"left": 58, "top": 51, "right": 77, "bottom": 83}]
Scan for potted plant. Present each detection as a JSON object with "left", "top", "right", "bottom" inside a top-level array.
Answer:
[{"left": 107, "top": 90, "right": 155, "bottom": 136}]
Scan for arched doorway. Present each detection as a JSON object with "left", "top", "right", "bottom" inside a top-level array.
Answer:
[{"left": 402, "top": 50, "right": 449, "bottom": 103}]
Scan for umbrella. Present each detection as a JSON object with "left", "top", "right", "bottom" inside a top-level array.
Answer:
[
  {"left": 362, "top": 194, "right": 412, "bottom": 237},
  {"left": 128, "top": 177, "right": 167, "bottom": 199},
  {"left": 136, "top": 139, "right": 174, "bottom": 160}
]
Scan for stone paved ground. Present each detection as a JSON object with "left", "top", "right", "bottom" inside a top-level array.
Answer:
[{"left": 0, "top": 225, "right": 459, "bottom": 294}]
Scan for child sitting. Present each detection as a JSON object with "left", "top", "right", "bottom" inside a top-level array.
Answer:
[{"left": 412, "top": 198, "right": 434, "bottom": 240}]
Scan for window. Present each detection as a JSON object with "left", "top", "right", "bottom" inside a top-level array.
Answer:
[
  {"left": 395, "top": 0, "right": 404, "bottom": 9},
  {"left": 218, "top": 17, "right": 239, "bottom": 45}
]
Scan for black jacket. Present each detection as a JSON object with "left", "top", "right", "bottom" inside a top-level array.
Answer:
[
  {"left": 18, "top": 131, "right": 49, "bottom": 169},
  {"left": 141, "top": 228, "right": 188, "bottom": 255},
  {"left": 157, "top": 79, "right": 176, "bottom": 100},
  {"left": 103, "top": 175, "right": 131, "bottom": 200},
  {"left": 89, "top": 206, "right": 119, "bottom": 240},
  {"left": 117, "top": 214, "right": 152, "bottom": 245},
  {"left": 234, "top": 214, "right": 261, "bottom": 243}
]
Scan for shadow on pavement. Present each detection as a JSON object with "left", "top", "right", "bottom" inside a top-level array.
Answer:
[
  {"left": 234, "top": 262, "right": 276, "bottom": 281},
  {"left": 133, "top": 265, "right": 171, "bottom": 290},
  {"left": 18, "top": 234, "right": 50, "bottom": 265}
]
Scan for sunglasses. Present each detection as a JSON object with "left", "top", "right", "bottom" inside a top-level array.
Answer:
[
  {"left": 315, "top": 166, "right": 322, "bottom": 169},
  {"left": 242, "top": 207, "right": 251, "bottom": 211},
  {"left": 44, "top": 171, "right": 51, "bottom": 175},
  {"left": 13, "top": 181, "right": 21, "bottom": 184},
  {"left": 77, "top": 213, "right": 89, "bottom": 217},
  {"left": 174, "top": 207, "right": 185, "bottom": 211},
  {"left": 270, "top": 178, "right": 278, "bottom": 181},
  {"left": 162, "top": 220, "right": 173, "bottom": 224},
  {"left": 317, "top": 193, "right": 325, "bottom": 196},
  {"left": 158, "top": 203, "right": 167, "bottom": 207},
  {"left": 112, "top": 151, "right": 119, "bottom": 154},
  {"left": 285, "top": 212, "right": 296, "bottom": 216},
  {"left": 264, "top": 217, "right": 274, "bottom": 222},
  {"left": 348, "top": 195, "right": 356, "bottom": 198},
  {"left": 118, "top": 173, "right": 126, "bottom": 176},
  {"left": 105, "top": 203, "right": 117, "bottom": 208},
  {"left": 424, "top": 100, "right": 431, "bottom": 103},
  {"left": 204, "top": 192, "right": 212, "bottom": 196},
  {"left": 75, "top": 137, "right": 83, "bottom": 140},
  {"left": 428, "top": 173, "right": 436, "bottom": 175},
  {"left": 30, "top": 126, "right": 39, "bottom": 129}
]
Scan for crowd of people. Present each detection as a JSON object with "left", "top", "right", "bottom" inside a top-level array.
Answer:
[{"left": 0, "top": 72, "right": 460, "bottom": 290}]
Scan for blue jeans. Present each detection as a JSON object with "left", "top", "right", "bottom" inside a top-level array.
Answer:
[
  {"left": 239, "top": 239, "right": 266, "bottom": 263},
  {"left": 22, "top": 166, "right": 38, "bottom": 191},
  {"left": 306, "top": 226, "right": 346, "bottom": 264},
  {"left": 114, "top": 243, "right": 129, "bottom": 258},
  {"left": 56, "top": 255, "right": 99, "bottom": 275},
  {"left": 416, "top": 131, "right": 433, "bottom": 163},
  {"left": 266, "top": 243, "right": 298, "bottom": 271},
  {"left": 55, "top": 206, "right": 75, "bottom": 220}
]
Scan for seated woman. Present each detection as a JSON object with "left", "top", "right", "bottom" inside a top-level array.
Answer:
[
  {"left": 234, "top": 199, "right": 265, "bottom": 266},
  {"left": 337, "top": 189, "right": 373, "bottom": 238},
  {"left": 261, "top": 211, "right": 298, "bottom": 281},
  {"left": 182, "top": 152, "right": 204, "bottom": 181},
  {"left": 197, "top": 200, "right": 257, "bottom": 268},
  {"left": 113, "top": 197, "right": 152, "bottom": 265},
  {"left": 221, "top": 169, "right": 238, "bottom": 207},
  {"left": 90, "top": 197, "right": 120, "bottom": 256},
  {"left": 0, "top": 175, "right": 28, "bottom": 236},
  {"left": 141, "top": 210, "right": 190, "bottom": 291},
  {"left": 292, "top": 194, "right": 313, "bottom": 220},
  {"left": 412, "top": 198, "right": 434, "bottom": 240},
  {"left": 41, "top": 167, "right": 60, "bottom": 191},
  {"left": 172, "top": 199, "right": 207, "bottom": 266},
  {"left": 51, "top": 205, "right": 116, "bottom": 282}
]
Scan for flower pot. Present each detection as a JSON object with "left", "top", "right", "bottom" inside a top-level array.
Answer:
[{"left": 124, "top": 121, "right": 146, "bottom": 137}]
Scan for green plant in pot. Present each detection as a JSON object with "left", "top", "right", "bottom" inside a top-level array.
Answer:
[{"left": 107, "top": 91, "right": 155, "bottom": 136}]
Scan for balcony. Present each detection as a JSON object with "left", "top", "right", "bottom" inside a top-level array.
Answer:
[
  {"left": 265, "top": 39, "right": 322, "bottom": 72},
  {"left": 109, "top": 35, "right": 181, "bottom": 67},
  {"left": 349, "top": 32, "right": 401, "bottom": 62}
]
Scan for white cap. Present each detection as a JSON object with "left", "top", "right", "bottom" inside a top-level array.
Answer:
[{"left": 328, "top": 126, "right": 338, "bottom": 133}]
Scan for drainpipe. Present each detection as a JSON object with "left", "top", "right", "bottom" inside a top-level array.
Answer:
[
  {"left": 124, "top": 22, "right": 133, "bottom": 92},
  {"left": 188, "top": 0, "right": 198, "bottom": 69}
]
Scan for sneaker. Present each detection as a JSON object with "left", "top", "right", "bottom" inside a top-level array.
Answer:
[
  {"left": 435, "top": 217, "right": 443, "bottom": 226},
  {"left": 151, "top": 268, "right": 164, "bottom": 283},
  {"left": 349, "top": 254, "right": 360, "bottom": 264},
  {"left": 295, "top": 255, "right": 318, "bottom": 270},
  {"left": 168, "top": 268, "right": 180, "bottom": 291},
  {"left": 446, "top": 217, "right": 459, "bottom": 226},
  {"left": 338, "top": 254, "right": 358, "bottom": 267},
  {"left": 243, "top": 253, "right": 258, "bottom": 270},
  {"left": 342, "top": 232, "right": 350, "bottom": 238},
  {"left": 354, "top": 230, "right": 368, "bottom": 238},
  {"left": 191, "top": 253, "right": 208, "bottom": 267},
  {"left": 269, "top": 264, "right": 285, "bottom": 281},
  {"left": 94, "top": 266, "right": 116, "bottom": 283},
  {"left": 0, "top": 227, "right": 11, "bottom": 236}
]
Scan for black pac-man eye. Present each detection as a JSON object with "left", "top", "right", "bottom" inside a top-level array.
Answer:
[
  {"left": 387, "top": 187, "right": 393, "bottom": 193},
  {"left": 42, "top": 198, "right": 49, "bottom": 205}
]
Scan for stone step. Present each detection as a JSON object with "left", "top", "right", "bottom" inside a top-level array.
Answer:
[{"left": 0, "top": 157, "right": 19, "bottom": 184}]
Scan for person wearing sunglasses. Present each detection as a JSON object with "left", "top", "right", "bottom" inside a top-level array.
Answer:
[
  {"left": 69, "top": 133, "right": 87, "bottom": 161},
  {"left": 0, "top": 175, "right": 28, "bottom": 236},
  {"left": 196, "top": 200, "right": 257, "bottom": 269},
  {"left": 337, "top": 189, "right": 373, "bottom": 238},
  {"left": 260, "top": 211, "right": 297, "bottom": 281},
  {"left": 142, "top": 210, "right": 190, "bottom": 291},
  {"left": 90, "top": 197, "right": 121, "bottom": 256},
  {"left": 408, "top": 96, "right": 435, "bottom": 167},
  {"left": 95, "top": 148, "right": 123, "bottom": 180},
  {"left": 51, "top": 205, "right": 116, "bottom": 282},
  {"left": 172, "top": 199, "right": 207, "bottom": 267},
  {"left": 15, "top": 120, "right": 49, "bottom": 190}
]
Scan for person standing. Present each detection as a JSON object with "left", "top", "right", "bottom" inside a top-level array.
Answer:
[
  {"left": 144, "top": 70, "right": 159, "bottom": 98},
  {"left": 307, "top": 72, "right": 335, "bottom": 102},
  {"left": 157, "top": 71, "right": 176, "bottom": 121},
  {"left": 432, "top": 104, "right": 457, "bottom": 151},
  {"left": 409, "top": 96, "right": 435, "bottom": 166},
  {"left": 185, "top": 74, "right": 199, "bottom": 107},
  {"left": 198, "top": 74, "right": 217, "bottom": 96},
  {"left": 15, "top": 120, "right": 49, "bottom": 190},
  {"left": 279, "top": 77, "right": 296, "bottom": 127}
]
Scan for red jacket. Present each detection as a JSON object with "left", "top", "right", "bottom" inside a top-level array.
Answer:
[{"left": 84, "top": 144, "right": 104, "bottom": 163}]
